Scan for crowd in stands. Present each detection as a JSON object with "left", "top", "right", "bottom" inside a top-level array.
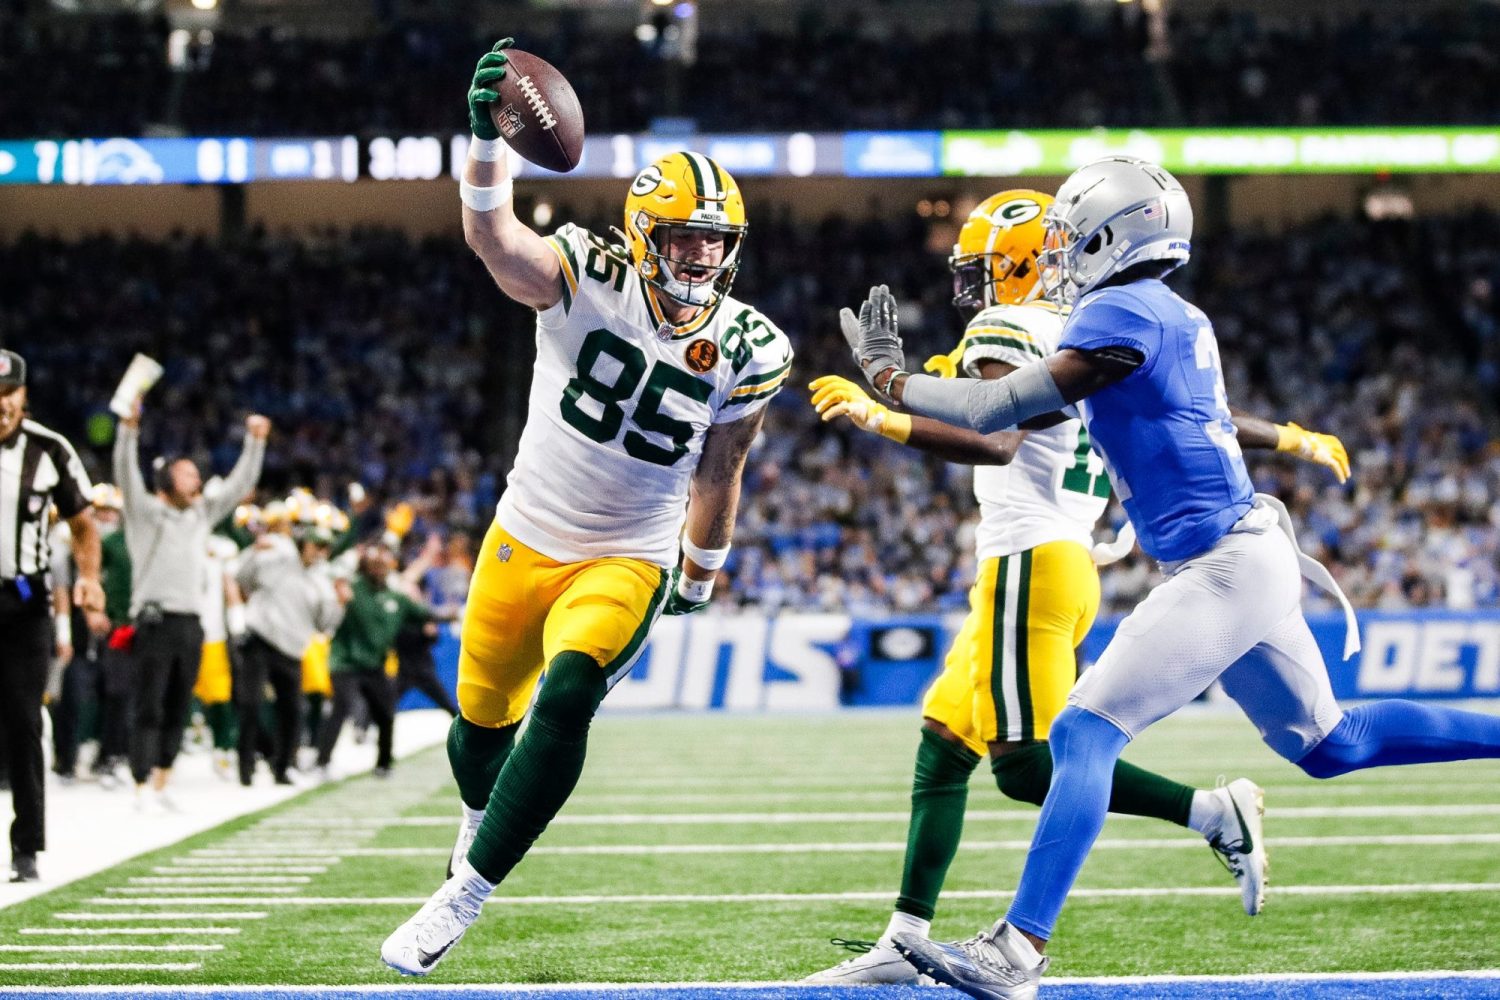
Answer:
[
  {"left": 2, "top": 6, "right": 1497, "bottom": 138},
  {"left": 3, "top": 207, "right": 1498, "bottom": 615}
]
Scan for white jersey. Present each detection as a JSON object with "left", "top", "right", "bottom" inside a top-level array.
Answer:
[
  {"left": 498, "top": 224, "right": 793, "bottom": 567},
  {"left": 199, "top": 534, "right": 239, "bottom": 644},
  {"left": 959, "top": 302, "right": 1110, "bottom": 560}
]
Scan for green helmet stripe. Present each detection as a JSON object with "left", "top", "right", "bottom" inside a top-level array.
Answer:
[{"left": 682, "top": 153, "right": 710, "bottom": 210}]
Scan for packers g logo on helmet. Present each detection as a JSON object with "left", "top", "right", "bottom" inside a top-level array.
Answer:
[
  {"left": 623, "top": 152, "right": 747, "bottom": 311},
  {"left": 949, "top": 189, "right": 1053, "bottom": 310}
]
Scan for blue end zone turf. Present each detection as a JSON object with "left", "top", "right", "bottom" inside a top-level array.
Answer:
[{"left": 9, "top": 979, "right": 1500, "bottom": 1000}]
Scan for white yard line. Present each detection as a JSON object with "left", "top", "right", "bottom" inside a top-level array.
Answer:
[
  {"left": 128, "top": 876, "right": 312, "bottom": 885},
  {"left": 105, "top": 886, "right": 304, "bottom": 895},
  {"left": 19, "top": 928, "right": 241, "bottom": 936},
  {"left": 152, "top": 866, "right": 328, "bottom": 875},
  {"left": 189, "top": 848, "right": 432, "bottom": 859},
  {"left": 53, "top": 912, "right": 267, "bottom": 921},
  {"left": 0, "top": 961, "right": 202, "bottom": 971},
  {"left": 252, "top": 803, "right": 1500, "bottom": 826},
  {"left": 0, "top": 944, "right": 224, "bottom": 952},
  {"left": 84, "top": 882, "right": 1500, "bottom": 907}
]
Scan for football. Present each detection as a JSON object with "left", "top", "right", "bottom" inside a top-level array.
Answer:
[{"left": 489, "top": 50, "right": 585, "bottom": 173}]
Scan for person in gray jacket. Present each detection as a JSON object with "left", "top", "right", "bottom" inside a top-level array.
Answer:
[
  {"left": 235, "top": 519, "right": 349, "bottom": 785},
  {"left": 114, "top": 403, "right": 268, "bottom": 810}
]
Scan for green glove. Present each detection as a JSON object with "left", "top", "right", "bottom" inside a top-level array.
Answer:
[
  {"left": 662, "top": 567, "right": 712, "bottom": 616},
  {"left": 468, "top": 38, "right": 515, "bottom": 141}
]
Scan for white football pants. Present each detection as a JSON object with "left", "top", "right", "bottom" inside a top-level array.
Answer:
[{"left": 1070, "top": 501, "right": 1345, "bottom": 762}]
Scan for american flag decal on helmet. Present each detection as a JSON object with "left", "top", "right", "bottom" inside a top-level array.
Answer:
[{"left": 1142, "top": 200, "right": 1163, "bottom": 219}]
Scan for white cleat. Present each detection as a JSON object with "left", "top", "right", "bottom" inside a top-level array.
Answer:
[
  {"left": 447, "top": 807, "right": 484, "bottom": 880},
  {"left": 802, "top": 938, "right": 932, "bottom": 986},
  {"left": 895, "top": 920, "right": 1047, "bottom": 1000},
  {"left": 380, "top": 867, "right": 487, "bottom": 976},
  {"left": 1206, "top": 777, "right": 1269, "bottom": 916}
]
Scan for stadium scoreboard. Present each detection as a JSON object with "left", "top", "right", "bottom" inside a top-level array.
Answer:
[{"left": 3, "top": 128, "right": 1499, "bottom": 186}]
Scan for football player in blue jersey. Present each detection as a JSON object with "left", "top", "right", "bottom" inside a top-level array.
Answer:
[{"left": 841, "top": 156, "right": 1500, "bottom": 1000}]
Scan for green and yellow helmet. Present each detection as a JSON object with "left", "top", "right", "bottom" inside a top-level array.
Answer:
[
  {"left": 949, "top": 189, "right": 1052, "bottom": 311},
  {"left": 623, "top": 151, "right": 747, "bottom": 309}
]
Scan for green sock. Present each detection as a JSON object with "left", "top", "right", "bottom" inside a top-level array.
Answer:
[
  {"left": 205, "top": 703, "right": 236, "bottom": 751},
  {"left": 467, "top": 652, "right": 604, "bottom": 884},
  {"left": 447, "top": 715, "right": 519, "bottom": 812},
  {"left": 895, "top": 728, "right": 981, "bottom": 921},
  {"left": 991, "top": 740, "right": 1194, "bottom": 827}
]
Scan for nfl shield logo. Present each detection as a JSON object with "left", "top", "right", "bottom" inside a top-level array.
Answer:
[
  {"left": 0, "top": 356, "right": 10, "bottom": 376},
  {"left": 498, "top": 544, "right": 513, "bottom": 563},
  {"left": 495, "top": 105, "right": 525, "bottom": 139}
]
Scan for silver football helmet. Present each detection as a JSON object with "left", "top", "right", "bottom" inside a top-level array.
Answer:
[{"left": 1038, "top": 156, "right": 1193, "bottom": 306}]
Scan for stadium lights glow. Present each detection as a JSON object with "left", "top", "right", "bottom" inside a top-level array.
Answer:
[{"left": 191, "top": 0, "right": 218, "bottom": 10}]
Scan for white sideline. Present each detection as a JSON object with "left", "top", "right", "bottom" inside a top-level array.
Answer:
[
  {"left": 5, "top": 970, "right": 1500, "bottom": 992},
  {"left": 83, "top": 881, "right": 1500, "bottom": 907},
  {"left": 0, "top": 709, "right": 453, "bottom": 910}
]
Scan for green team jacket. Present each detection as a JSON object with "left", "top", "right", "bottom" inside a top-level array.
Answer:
[
  {"left": 101, "top": 529, "right": 132, "bottom": 628},
  {"left": 329, "top": 576, "right": 430, "bottom": 673}
]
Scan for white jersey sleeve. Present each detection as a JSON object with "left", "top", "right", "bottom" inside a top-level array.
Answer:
[
  {"left": 959, "top": 302, "right": 1063, "bottom": 376},
  {"left": 965, "top": 303, "right": 1111, "bottom": 560},
  {"left": 710, "top": 306, "right": 792, "bottom": 424},
  {"left": 498, "top": 223, "right": 786, "bottom": 567}
]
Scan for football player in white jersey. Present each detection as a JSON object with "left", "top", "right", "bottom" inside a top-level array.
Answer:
[
  {"left": 804, "top": 191, "right": 1348, "bottom": 985},
  {"left": 382, "top": 39, "right": 792, "bottom": 976}
]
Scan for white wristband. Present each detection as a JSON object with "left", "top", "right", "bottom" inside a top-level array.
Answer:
[
  {"left": 460, "top": 177, "right": 513, "bottom": 213},
  {"left": 55, "top": 612, "right": 72, "bottom": 647},
  {"left": 469, "top": 136, "right": 506, "bottom": 162},
  {"left": 226, "top": 604, "right": 247, "bottom": 638},
  {"left": 676, "top": 572, "right": 714, "bottom": 605},
  {"left": 681, "top": 538, "right": 730, "bottom": 571}
]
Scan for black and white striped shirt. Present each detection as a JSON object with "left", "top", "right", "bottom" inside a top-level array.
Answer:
[{"left": 0, "top": 419, "right": 92, "bottom": 579}]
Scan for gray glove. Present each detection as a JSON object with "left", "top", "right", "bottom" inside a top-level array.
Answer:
[{"left": 838, "top": 284, "right": 907, "bottom": 399}]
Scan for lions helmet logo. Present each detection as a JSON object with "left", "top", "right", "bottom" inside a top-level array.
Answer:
[
  {"left": 495, "top": 105, "right": 526, "bottom": 139},
  {"left": 684, "top": 338, "right": 718, "bottom": 374}
]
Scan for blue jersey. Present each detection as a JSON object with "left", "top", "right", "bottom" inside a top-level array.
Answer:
[{"left": 1059, "top": 279, "right": 1253, "bottom": 562}]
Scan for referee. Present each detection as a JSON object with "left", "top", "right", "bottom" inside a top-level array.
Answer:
[{"left": 0, "top": 350, "right": 106, "bottom": 883}]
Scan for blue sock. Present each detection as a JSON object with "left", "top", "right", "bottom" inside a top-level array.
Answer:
[
  {"left": 1005, "top": 706, "right": 1129, "bottom": 941},
  {"left": 1298, "top": 700, "right": 1500, "bottom": 779}
]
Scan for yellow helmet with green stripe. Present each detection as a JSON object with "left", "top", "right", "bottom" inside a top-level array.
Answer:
[
  {"left": 950, "top": 189, "right": 1052, "bottom": 310},
  {"left": 623, "top": 151, "right": 747, "bottom": 309}
]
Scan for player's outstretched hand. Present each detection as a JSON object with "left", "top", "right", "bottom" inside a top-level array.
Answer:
[
  {"left": 469, "top": 38, "right": 515, "bottom": 140},
  {"left": 809, "top": 375, "right": 884, "bottom": 432},
  {"left": 245, "top": 414, "right": 272, "bottom": 440},
  {"left": 1276, "top": 422, "right": 1350, "bottom": 483},
  {"left": 839, "top": 284, "right": 907, "bottom": 398}
]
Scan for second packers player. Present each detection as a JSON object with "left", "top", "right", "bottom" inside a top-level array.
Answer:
[
  {"left": 804, "top": 191, "right": 1350, "bottom": 985},
  {"left": 382, "top": 39, "right": 791, "bottom": 975}
]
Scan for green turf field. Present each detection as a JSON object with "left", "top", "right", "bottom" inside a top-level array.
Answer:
[{"left": 3, "top": 708, "right": 1499, "bottom": 986}]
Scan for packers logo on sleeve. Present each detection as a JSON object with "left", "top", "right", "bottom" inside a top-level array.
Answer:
[{"left": 684, "top": 338, "right": 718, "bottom": 374}]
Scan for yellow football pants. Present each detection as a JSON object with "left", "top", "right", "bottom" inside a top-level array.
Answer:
[
  {"left": 193, "top": 640, "right": 233, "bottom": 705},
  {"left": 302, "top": 634, "right": 333, "bottom": 697},
  {"left": 457, "top": 519, "right": 668, "bottom": 729},
  {"left": 922, "top": 539, "right": 1101, "bottom": 755}
]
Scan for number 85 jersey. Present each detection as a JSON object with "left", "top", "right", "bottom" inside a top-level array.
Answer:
[{"left": 497, "top": 224, "right": 793, "bottom": 568}]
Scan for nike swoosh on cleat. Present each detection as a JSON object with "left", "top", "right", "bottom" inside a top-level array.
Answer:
[
  {"left": 417, "top": 941, "right": 455, "bottom": 969},
  {"left": 1228, "top": 796, "right": 1254, "bottom": 854}
]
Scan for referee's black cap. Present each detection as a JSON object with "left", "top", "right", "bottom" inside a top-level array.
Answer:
[{"left": 0, "top": 350, "right": 26, "bottom": 389}]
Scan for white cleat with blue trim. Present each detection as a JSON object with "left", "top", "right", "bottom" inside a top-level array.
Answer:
[{"left": 895, "top": 920, "right": 1047, "bottom": 1000}]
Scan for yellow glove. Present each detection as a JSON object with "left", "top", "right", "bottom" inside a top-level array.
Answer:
[
  {"left": 385, "top": 500, "right": 415, "bottom": 539},
  {"left": 1276, "top": 422, "right": 1350, "bottom": 483},
  {"left": 808, "top": 375, "right": 912, "bottom": 443}
]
